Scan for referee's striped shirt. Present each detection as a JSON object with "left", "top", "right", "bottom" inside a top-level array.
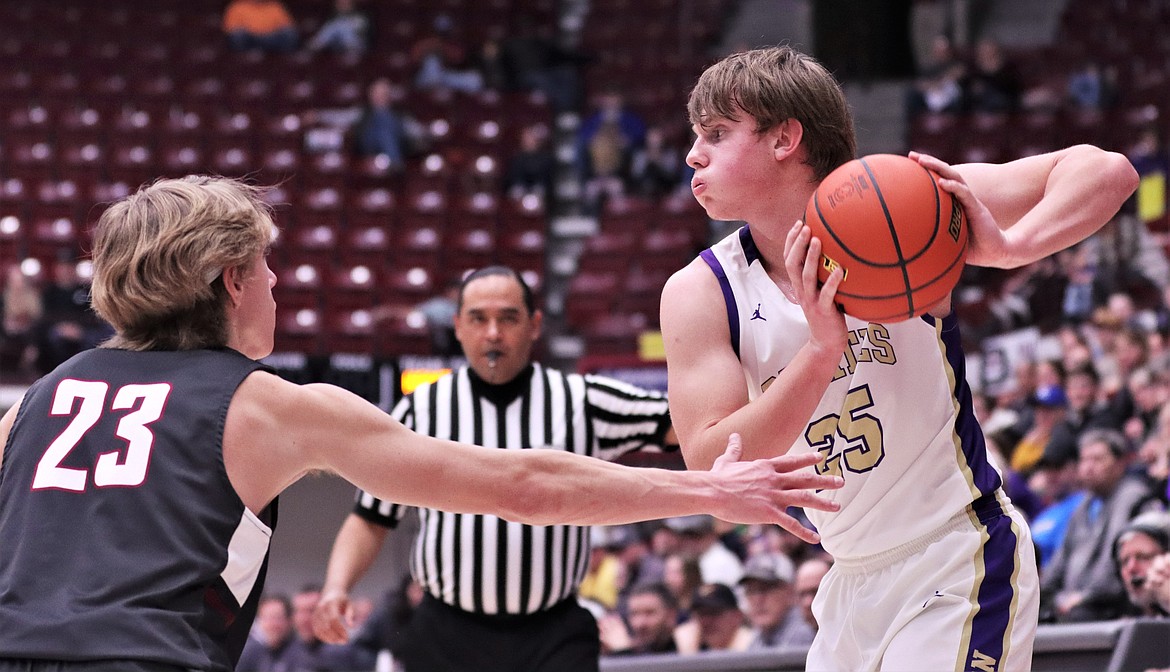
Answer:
[{"left": 353, "top": 362, "right": 674, "bottom": 616}]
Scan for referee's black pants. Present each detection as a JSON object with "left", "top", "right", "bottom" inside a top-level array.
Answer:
[{"left": 397, "top": 593, "right": 600, "bottom": 672}]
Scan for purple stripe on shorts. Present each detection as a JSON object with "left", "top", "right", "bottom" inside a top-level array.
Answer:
[
  {"left": 965, "top": 511, "right": 1020, "bottom": 670},
  {"left": 700, "top": 248, "right": 740, "bottom": 360}
]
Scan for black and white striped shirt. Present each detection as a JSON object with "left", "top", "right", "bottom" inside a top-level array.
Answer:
[{"left": 353, "top": 362, "right": 673, "bottom": 616}]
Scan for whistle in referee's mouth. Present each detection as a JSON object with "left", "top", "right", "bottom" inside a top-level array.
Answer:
[{"left": 487, "top": 351, "right": 500, "bottom": 368}]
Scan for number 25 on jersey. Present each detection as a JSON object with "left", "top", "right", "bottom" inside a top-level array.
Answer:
[{"left": 32, "top": 378, "right": 171, "bottom": 492}]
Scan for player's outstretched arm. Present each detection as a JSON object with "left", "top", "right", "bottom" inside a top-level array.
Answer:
[
  {"left": 660, "top": 223, "right": 846, "bottom": 470},
  {"left": 224, "top": 374, "right": 842, "bottom": 535},
  {"left": 914, "top": 146, "right": 1138, "bottom": 268}
]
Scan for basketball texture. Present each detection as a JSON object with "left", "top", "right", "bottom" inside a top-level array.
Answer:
[{"left": 803, "top": 154, "right": 967, "bottom": 323}]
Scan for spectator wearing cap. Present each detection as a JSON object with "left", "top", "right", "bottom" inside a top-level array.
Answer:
[
  {"left": 1041, "top": 429, "right": 1165, "bottom": 622},
  {"left": 598, "top": 582, "right": 679, "bottom": 656},
  {"left": 793, "top": 556, "right": 831, "bottom": 636},
  {"left": 739, "top": 553, "right": 814, "bottom": 650},
  {"left": 1011, "top": 383, "right": 1069, "bottom": 475},
  {"left": 674, "top": 583, "right": 752, "bottom": 654},
  {"left": 667, "top": 515, "right": 744, "bottom": 587},
  {"left": 1114, "top": 511, "right": 1170, "bottom": 617}
]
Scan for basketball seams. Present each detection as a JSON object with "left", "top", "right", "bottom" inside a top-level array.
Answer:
[
  {"left": 808, "top": 154, "right": 967, "bottom": 323},
  {"left": 859, "top": 156, "right": 915, "bottom": 317}
]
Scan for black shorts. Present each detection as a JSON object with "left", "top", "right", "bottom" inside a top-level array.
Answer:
[{"left": 0, "top": 660, "right": 192, "bottom": 672}]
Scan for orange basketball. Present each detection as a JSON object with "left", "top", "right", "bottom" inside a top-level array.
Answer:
[{"left": 803, "top": 154, "right": 967, "bottom": 323}]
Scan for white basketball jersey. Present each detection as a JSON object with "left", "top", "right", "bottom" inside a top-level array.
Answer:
[{"left": 702, "top": 227, "right": 1004, "bottom": 559}]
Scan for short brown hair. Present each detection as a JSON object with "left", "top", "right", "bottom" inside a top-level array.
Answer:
[
  {"left": 687, "top": 46, "right": 856, "bottom": 181},
  {"left": 90, "top": 175, "right": 275, "bottom": 351}
]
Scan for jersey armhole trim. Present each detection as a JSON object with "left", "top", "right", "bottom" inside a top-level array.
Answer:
[{"left": 700, "top": 249, "right": 740, "bottom": 360}]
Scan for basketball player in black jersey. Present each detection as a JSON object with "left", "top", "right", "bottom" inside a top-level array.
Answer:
[{"left": 0, "top": 175, "right": 843, "bottom": 672}]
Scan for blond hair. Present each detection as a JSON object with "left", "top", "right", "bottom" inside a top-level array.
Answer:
[
  {"left": 687, "top": 46, "right": 856, "bottom": 181},
  {"left": 90, "top": 175, "right": 275, "bottom": 351}
]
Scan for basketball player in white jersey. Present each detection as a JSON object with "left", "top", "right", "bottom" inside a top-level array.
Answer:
[{"left": 660, "top": 46, "right": 1138, "bottom": 671}]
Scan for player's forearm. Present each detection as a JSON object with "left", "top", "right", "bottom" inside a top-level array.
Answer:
[
  {"left": 999, "top": 146, "right": 1137, "bottom": 267},
  {"left": 684, "top": 341, "right": 841, "bottom": 470},
  {"left": 495, "top": 451, "right": 717, "bottom": 526},
  {"left": 321, "top": 514, "right": 389, "bottom": 597}
]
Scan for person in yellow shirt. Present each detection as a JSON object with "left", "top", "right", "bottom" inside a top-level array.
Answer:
[{"left": 1012, "top": 384, "right": 1069, "bottom": 474}]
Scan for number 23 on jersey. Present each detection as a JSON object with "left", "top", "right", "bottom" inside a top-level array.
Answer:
[{"left": 32, "top": 378, "right": 171, "bottom": 492}]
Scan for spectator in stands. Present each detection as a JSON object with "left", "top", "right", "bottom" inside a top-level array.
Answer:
[
  {"left": 668, "top": 515, "right": 744, "bottom": 586},
  {"left": 628, "top": 125, "right": 685, "bottom": 200},
  {"left": 504, "top": 122, "right": 556, "bottom": 205},
  {"left": 598, "top": 582, "right": 680, "bottom": 655},
  {"left": 1029, "top": 451, "right": 1088, "bottom": 568},
  {"left": 793, "top": 556, "right": 831, "bottom": 637},
  {"left": 1, "top": 265, "right": 42, "bottom": 378},
  {"left": 580, "top": 527, "right": 627, "bottom": 610},
  {"left": 1114, "top": 511, "right": 1170, "bottom": 617},
  {"left": 237, "top": 595, "right": 298, "bottom": 671},
  {"left": 500, "top": 15, "right": 588, "bottom": 111},
  {"left": 907, "top": 33, "right": 966, "bottom": 116},
  {"left": 674, "top": 583, "right": 752, "bottom": 654},
  {"left": 1128, "top": 127, "right": 1169, "bottom": 230},
  {"left": 581, "top": 118, "right": 632, "bottom": 214},
  {"left": 413, "top": 277, "right": 460, "bottom": 356},
  {"left": 962, "top": 37, "right": 1021, "bottom": 112},
  {"left": 1041, "top": 429, "right": 1164, "bottom": 622},
  {"left": 1061, "top": 244, "right": 1104, "bottom": 325},
  {"left": 223, "top": 0, "right": 298, "bottom": 53},
  {"left": 306, "top": 0, "right": 370, "bottom": 55},
  {"left": 1067, "top": 60, "right": 1116, "bottom": 110},
  {"left": 1012, "top": 384, "right": 1069, "bottom": 476},
  {"left": 471, "top": 34, "right": 510, "bottom": 93},
  {"left": 739, "top": 553, "right": 814, "bottom": 650},
  {"left": 1138, "top": 403, "right": 1170, "bottom": 501},
  {"left": 662, "top": 553, "right": 703, "bottom": 620},
  {"left": 34, "top": 258, "right": 109, "bottom": 375},
  {"left": 577, "top": 88, "right": 647, "bottom": 194},
  {"left": 304, "top": 78, "right": 426, "bottom": 168},
  {"left": 1123, "top": 365, "right": 1167, "bottom": 445},
  {"left": 410, "top": 14, "right": 484, "bottom": 94}
]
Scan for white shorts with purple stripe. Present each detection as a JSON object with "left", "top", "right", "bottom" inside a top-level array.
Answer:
[{"left": 807, "top": 491, "right": 1039, "bottom": 672}]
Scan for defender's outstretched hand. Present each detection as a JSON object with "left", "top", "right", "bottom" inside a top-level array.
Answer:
[{"left": 708, "top": 433, "right": 842, "bottom": 544}]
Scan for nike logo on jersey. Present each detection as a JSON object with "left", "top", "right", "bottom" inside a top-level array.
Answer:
[{"left": 750, "top": 303, "right": 766, "bottom": 321}]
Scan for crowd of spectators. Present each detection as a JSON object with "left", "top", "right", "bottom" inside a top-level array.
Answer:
[
  {"left": 906, "top": 33, "right": 1120, "bottom": 118},
  {"left": 0, "top": 257, "right": 112, "bottom": 383}
]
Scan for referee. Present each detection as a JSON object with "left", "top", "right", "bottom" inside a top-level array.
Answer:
[{"left": 312, "top": 266, "right": 678, "bottom": 672}]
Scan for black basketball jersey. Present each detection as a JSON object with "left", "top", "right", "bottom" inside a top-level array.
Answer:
[{"left": 0, "top": 347, "right": 275, "bottom": 671}]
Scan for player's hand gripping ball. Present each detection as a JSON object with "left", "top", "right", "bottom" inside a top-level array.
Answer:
[{"left": 803, "top": 154, "right": 967, "bottom": 323}]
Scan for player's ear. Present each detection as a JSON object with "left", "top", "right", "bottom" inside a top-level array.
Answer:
[
  {"left": 222, "top": 265, "right": 246, "bottom": 307},
  {"left": 772, "top": 118, "right": 803, "bottom": 160}
]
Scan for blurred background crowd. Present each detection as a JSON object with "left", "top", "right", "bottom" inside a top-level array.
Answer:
[{"left": 3, "top": 0, "right": 1170, "bottom": 669}]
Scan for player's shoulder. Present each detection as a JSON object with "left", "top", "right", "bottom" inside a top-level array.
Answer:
[{"left": 662, "top": 254, "right": 721, "bottom": 302}]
